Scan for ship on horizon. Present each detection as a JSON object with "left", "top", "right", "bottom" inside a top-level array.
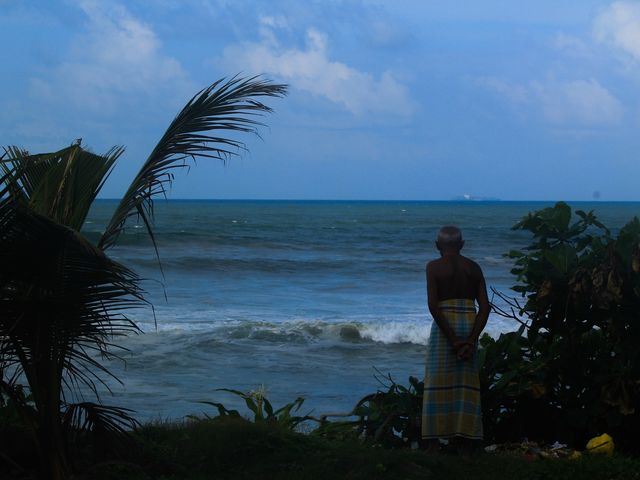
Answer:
[{"left": 453, "top": 194, "right": 501, "bottom": 201}]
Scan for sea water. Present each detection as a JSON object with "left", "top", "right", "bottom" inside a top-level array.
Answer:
[{"left": 81, "top": 200, "right": 640, "bottom": 421}]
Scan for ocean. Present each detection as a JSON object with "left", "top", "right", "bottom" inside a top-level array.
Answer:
[{"left": 82, "top": 200, "right": 640, "bottom": 421}]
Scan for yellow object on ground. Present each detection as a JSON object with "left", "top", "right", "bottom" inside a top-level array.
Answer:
[{"left": 586, "top": 433, "right": 614, "bottom": 456}]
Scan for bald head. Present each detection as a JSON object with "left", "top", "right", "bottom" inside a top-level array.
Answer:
[{"left": 436, "top": 225, "right": 463, "bottom": 251}]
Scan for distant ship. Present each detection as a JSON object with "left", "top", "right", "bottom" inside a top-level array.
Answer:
[{"left": 452, "top": 194, "right": 501, "bottom": 201}]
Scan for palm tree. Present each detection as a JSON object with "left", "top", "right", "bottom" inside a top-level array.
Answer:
[{"left": 0, "top": 75, "right": 287, "bottom": 478}]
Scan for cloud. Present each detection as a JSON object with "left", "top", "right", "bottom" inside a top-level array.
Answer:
[
  {"left": 30, "top": 0, "right": 191, "bottom": 111},
  {"left": 257, "top": 14, "right": 290, "bottom": 47},
  {"left": 479, "top": 76, "right": 622, "bottom": 127},
  {"left": 594, "top": 1, "right": 640, "bottom": 63},
  {"left": 260, "top": 14, "right": 289, "bottom": 29},
  {"left": 552, "top": 32, "right": 592, "bottom": 58},
  {"left": 533, "top": 78, "right": 623, "bottom": 126},
  {"left": 366, "top": 18, "right": 412, "bottom": 49},
  {"left": 476, "top": 77, "right": 530, "bottom": 104},
  {"left": 222, "top": 23, "right": 413, "bottom": 117}
]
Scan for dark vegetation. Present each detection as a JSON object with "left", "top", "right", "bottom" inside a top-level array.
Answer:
[
  {"left": 480, "top": 202, "right": 640, "bottom": 451},
  {"left": 4, "top": 415, "right": 640, "bottom": 480},
  {"left": 0, "top": 73, "right": 638, "bottom": 477},
  {"left": 0, "top": 76, "right": 287, "bottom": 479}
]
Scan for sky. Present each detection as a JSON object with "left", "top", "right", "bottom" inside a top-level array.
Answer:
[{"left": 1, "top": 0, "right": 639, "bottom": 200}]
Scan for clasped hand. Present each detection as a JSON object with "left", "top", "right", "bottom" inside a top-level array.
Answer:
[{"left": 452, "top": 337, "right": 474, "bottom": 361}]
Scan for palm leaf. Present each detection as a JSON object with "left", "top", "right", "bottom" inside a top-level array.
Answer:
[
  {"left": 98, "top": 75, "right": 287, "bottom": 252},
  {"left": 62, "top": 402, "right": 140, "bottom": 435},
  {"left": 1, "top": 142, "right": 123, "bottom": 231},
  {"left": 0, "top": 192, "right": 146, "bottom": 404},
  {"left": 0, "top": 186, "right": 148, "bottom": 476}
]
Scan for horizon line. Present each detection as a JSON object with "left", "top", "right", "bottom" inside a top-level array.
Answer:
[{"left": 94, "top": 198, "right": 640, "bottom": 203}]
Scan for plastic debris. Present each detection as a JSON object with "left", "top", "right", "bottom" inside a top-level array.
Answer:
[
  {"left": 482, "top": 440, "right": 581, "bottom": 460},
  {"left": 586, "top": 433, "right": 614, "bottom": 456}
]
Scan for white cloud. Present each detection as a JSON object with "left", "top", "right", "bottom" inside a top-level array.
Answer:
[
  {"left": 257, "top": 14, "right": 289, "bottom": 47},
  {"left": 30, "top": 0, "right": 191, "bottom": 111},
  {"left": 476, "top": 77, "right": 530, "bottom": 104},
  {"left": 533, "top": 78, "right": 623, "bottom": 126},
  {"left": 479, "top": 76, "right": 622, "bottom": 127},
  {"left": 552, "top": 32, "right": 592, "bottom": 58},
  {"left": 260, "top": 15, "right": 289, "bottom": 29},
  {"left": 594, "top": 1, "right": 640, "bottom": 63},
  {"left": 366, "top": 19, "right": 411, "bottom": 48},
  {"left": 222, "top": 24, "right": 413, "bottom": 117}
]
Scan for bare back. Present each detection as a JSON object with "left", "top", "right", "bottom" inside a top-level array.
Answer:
[{"left": 427, "top": 254, "right": 483, "bottom": 301}]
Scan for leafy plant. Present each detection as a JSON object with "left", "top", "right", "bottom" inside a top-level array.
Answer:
[
  {"left": 312, "top": 371, "right": 424, "bottom": 448},
  {"left": 0, "top": 195, "right": 145, "bottom": 477},
  {"left": 480, "top": 202, "right": 640, "bottom": 450},
  {"left": 0, "top": 383, "right": 35, "bottom": 429},
  {"left": 194, "top": 386, "right": 313, "bottom": 431},
  {"left": 478, "top": 326, "right": 551, "bottom": 442},
  {"left": 352, "top": 371, "right": 423, "bottom": 447},
  {"left": 0, "top": 75, "right": 287, "bottom": 478}
]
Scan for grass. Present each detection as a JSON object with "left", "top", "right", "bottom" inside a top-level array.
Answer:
[
  {"left": 56, "top": 417, "right": 640, "bottom": 480},
  {"left": 2, "top": 416, "right": 639, "bottom": 479}
]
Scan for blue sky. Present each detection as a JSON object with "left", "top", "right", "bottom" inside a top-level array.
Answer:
[{"left": 2, "top": 0, "right": 639, "bottom": 200}]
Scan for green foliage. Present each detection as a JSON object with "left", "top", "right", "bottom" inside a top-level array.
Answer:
[
  {"left": 8, "top": 412, "right": 640, "bottom": 479},
  {"left": 24, "top": 417, "right": 640, "bottom": 480},
  {"left": 478, "top": 327, "right": 554, "bottom": 442},
  {"left": 0, "top": 384, "right": 35, "bottom": 429},
  {"left": 62, "top": 402, "right": 140, "bottom": 437},
  {"left": 0, "top": 195, "right": 145, "bottom": 477},
  {"left": 312, "top": 372, "right": 423, "bottom": 448},
  {"left": 350, "top": 371, "right": 423, "bottom": 447},
  {"left": 480, "top": 202, "right": 640, "bottom": 450},
  {"left": 97, "top": 76, "right": 287, "bottom": 254},
  {"left": 0, "top": 142, "right": 123, "bottom": 231},
  {"left": 193, "top": 387, "right": 313, "bottom": 430},
  {"left": 0, "top": 75, "right": 286, "bottom": 478},
  {"left": 193, "top": 373, "right": 424, "bottom": 448},
  {"left": 129, "top": 417, "right": 443, "bottom": 480}
]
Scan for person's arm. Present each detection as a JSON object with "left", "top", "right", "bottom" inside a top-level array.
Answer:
[
  {"left": 467, "top": 271, "right": 490, "bottom": 344},
  {"left": 426, "top": 262, "right": 458, "bottom": 347}
]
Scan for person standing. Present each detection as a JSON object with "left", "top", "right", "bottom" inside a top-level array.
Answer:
[{"left": 421, "top": 225, "right": 490, "bottom": 450}]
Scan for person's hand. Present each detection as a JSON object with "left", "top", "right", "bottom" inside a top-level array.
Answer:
[
  {"left": 452, "top": 337, "right": 474, "bottom": 361},
  {"left": 451, "top": 337, "right": 466, "bottom": 352},
  {"left": 456, "top": 343, "right": 473, "bottom": 361},
  {"left": 452, "top": 337, "right": 469, "bottom": 357}
]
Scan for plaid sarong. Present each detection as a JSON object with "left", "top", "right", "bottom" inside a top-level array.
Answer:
[{"left": 421, "top": 298, "right": 483, "bottom": 440}]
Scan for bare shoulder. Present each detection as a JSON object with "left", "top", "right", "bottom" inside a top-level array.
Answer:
[
  {"left": 461, "top": 255, "right": 484, "bottom": 274},
  {"left": 426, "top": 257, "right": 444, "bottom": 271}
]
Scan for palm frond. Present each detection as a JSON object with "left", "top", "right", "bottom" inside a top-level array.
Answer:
[
  {"left": 0, "top": 191, "right": 146, "bottom": 405},
  {"left": 62, "top": 402, "right": 140, "bottom": 435},
  {"left": 98, "top": 75, "right": 287, "bottom": 251},
  {"left": 1, "top": 142, "right": 124, "bottom": 231}
]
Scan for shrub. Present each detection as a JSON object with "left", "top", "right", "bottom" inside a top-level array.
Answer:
[
  {"left": 349, "top": 372, "right": 423, "bottom": 447},
  {"left": 193, "top": 387, "right": 314, "bottom": 431},
  {"left": 479, "top": 202, "right": 640, "bottom": 451}
]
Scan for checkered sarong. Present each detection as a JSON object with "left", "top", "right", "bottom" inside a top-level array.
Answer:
[{"left": 421, "top": 298, "right": 483, "bottom": 440}]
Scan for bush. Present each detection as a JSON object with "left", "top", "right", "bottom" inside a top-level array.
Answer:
[
  {"left": 479, "top": 202, "right": 640, "bottom": 451},
  {"left": 348, "top": 371, "right": 423, "bottom": 447}
]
